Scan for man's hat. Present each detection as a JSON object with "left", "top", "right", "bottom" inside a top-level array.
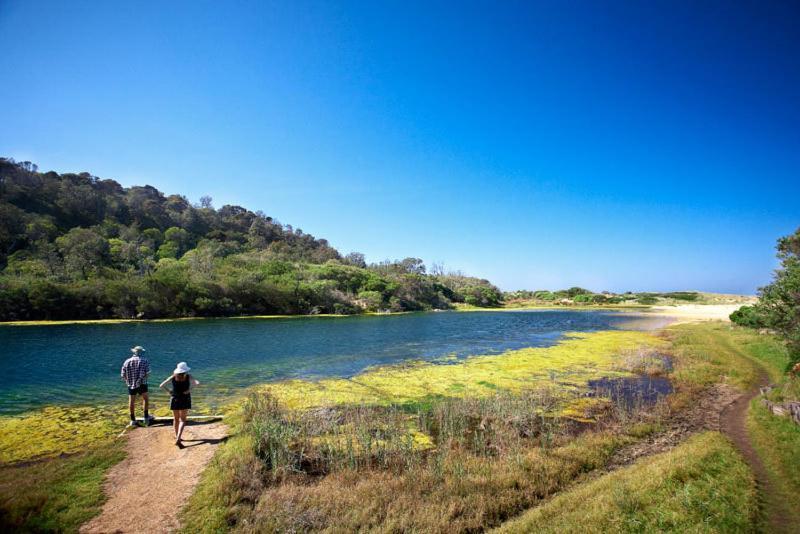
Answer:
[{"left": 131, "top": 346, "right": 146, "bottom": 353}]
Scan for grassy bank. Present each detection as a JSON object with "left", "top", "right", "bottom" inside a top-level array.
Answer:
[
  {"left": 497, "top": 321, "right": 799, "bottom": 533},
  {"left": 495, "top": 431, "right": 757, "bottom": 533},
  {"left": 0, "top": 442, "right": 125, "bottom": 532},
  {"left": 181, "top": 390, "right": 660, "bottom": 533}
]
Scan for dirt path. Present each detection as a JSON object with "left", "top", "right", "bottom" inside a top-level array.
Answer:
[
  {"left": 80, "top": 421, "right": 227, "bottom": 534},
  {"left": 720, "top": 369, "right": 793, "bottom": 533}
]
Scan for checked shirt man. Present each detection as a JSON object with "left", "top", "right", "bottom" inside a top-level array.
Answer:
[{"left": 121, "top": 346, "right": 154, "bottom": 427}]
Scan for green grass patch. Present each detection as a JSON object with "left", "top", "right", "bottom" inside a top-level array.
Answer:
[
  {"left": 666, "top": 322, "right": 786, "bottom": 391},
  {"left": 495, "top": 431, "right": 757, "bottom": 533},
  {"left": 748, "top": 395, "right": 800, "bottom": 527},
  {"left": 0, "top": 442, "right": 125, "bottom": 532}
]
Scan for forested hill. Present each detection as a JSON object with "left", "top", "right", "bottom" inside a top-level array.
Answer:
[{"left": 0, "top": 158, "right": 502, "bottom": 321}]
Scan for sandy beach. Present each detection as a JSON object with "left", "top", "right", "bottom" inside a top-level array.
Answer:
[{"left": 644, "top": 304, "right": 749, "bottom": 323}]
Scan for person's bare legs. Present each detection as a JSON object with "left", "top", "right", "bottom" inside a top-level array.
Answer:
[
  {"left": 141, "top": 392, "right": 149, "bottom": 417},
  {"left": 172, "top": 410, "right": 180, "bottom": 437},
  {"left": 176, "top": 409, "right": 188, "bottom": 443},
  {"left": 128, "top": 394, "right": 136, "bottom": 423}
]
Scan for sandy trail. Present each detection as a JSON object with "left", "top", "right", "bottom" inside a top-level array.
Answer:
[{"left": 80, "top": 421, "right": 227, "bottom": 534}]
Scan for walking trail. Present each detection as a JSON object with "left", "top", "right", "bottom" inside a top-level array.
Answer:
[
  {"left": 720, "top": 368, "right": 794, "bottom": 533},
  {"left": 80, "top": 421, "right": 227, "bottom": 534}
]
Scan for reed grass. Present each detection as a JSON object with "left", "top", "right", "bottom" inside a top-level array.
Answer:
[{"left": 182, "top": 379, "right": 668, "bottom": 533}]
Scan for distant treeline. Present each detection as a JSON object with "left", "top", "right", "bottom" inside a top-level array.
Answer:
[
  {"left": 503, "top": 288, "right": 701, "bottom": 305},
  {"left": 730, "top": 226, "right": 800, "bottom": 368},
  {"left": 0, "top": 158, "right": 502, "bottom": 321}
]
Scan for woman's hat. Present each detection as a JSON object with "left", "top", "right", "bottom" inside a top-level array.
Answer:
[
  {"left": 173, "top": 362, "right": 191, "bottom": 374},
  {"left": 131, "top": 346, "right": 146, "bottom": 353}
]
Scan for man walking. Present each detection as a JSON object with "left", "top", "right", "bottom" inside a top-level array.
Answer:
[{"left": 121, "top": 346, "right": 154, "bottom": 427}]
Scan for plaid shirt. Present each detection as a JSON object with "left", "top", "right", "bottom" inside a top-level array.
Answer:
[{"left": 121, "top": 355, "right": 150, "bottom": 388}]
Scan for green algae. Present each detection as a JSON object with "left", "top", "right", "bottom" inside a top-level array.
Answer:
[
  {"left": 0, "top": 396, "right": 227, "bottom": 464},
  {"left": 0, "top": 330, "right": 665, "bottom": 464},
  {"left": 0, "top": 406, "right": 120, "bottom": 464},
  {"left": 264, "top": 330, "right": 666, "bottom": 410}
]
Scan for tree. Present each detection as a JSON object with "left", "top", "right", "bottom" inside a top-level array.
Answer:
[
  {"left": 344, "top": 252, "right": 367, "bottom": 268},
  {"left": 753, "top": 227, "right": 800, "bottom": 367},
  {"left": 55, "top": 228, "right": 110, "bottom": 279}
]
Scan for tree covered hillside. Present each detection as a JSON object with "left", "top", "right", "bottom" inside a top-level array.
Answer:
[{"left": 0, "top": 158, "right": 502, "bottom": 321}]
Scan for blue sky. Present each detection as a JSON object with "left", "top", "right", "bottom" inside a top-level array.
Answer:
[{"left": 1, "top": 1, "right": 798, "bottom": 293}]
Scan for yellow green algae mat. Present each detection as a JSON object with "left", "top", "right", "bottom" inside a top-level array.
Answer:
[
  {"left": 0, "top": 404, "right": 191, "bottom": 464},
  {"left": 0, "top": 330, "right": 664, "bottom": 464},
  {"left": 265, "top": 330, "right": 666, "bottom": 409}
]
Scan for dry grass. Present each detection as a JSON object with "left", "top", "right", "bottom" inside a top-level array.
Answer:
[{"left": 181, "top": 383, "right": 668, "bottom": 533}]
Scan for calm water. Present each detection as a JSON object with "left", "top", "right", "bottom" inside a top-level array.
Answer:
[{"left": 0, "top": 310, "right": 669, "bottom": 415}]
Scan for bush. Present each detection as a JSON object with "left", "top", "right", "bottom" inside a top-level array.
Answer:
[{"left": 729, "top": 305, "right": 768, "bottom": 329}]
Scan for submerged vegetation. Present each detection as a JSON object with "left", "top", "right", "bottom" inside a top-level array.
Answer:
[{"left": 264, "top": 330, "right": 666, "bottom": 409}]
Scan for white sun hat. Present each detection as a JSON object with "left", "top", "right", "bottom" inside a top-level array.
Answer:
[
  {"left": 173, "top": 362, "right": 191, "bottom": 374},
  {"left": 131, "top": 346, "right": 146, "bottom": 353}
]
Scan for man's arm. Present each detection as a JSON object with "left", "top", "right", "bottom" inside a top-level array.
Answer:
[{"left": 121, "top": 361, "right": 127, "bottom": 382}]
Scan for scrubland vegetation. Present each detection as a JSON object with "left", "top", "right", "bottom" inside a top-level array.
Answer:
[
  {"left": 501, "top": 288, "right": 754, "bottom": 308},
  {"left": 0, "top": 158, "right": 502, "bottom": 321},
  {"left": 0, "top": 158, "right": 753, "bottom": 323}
]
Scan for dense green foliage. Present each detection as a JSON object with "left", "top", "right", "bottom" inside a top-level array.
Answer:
[
  {"left": 0, "top": 158, "right": 501, "bottom": 320},
  {"left": 731, "top": 227, "right": 800, "bottom": 367}
]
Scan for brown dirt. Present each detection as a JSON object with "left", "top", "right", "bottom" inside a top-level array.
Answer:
[
  {"left": 80, "top": 421, "right": 227, "bottom": 534},
  {"left": 605, "top": 383, "right": 740, "bottom": 469},
  {"left": 720, "top": 370, "right": 793, "bottom": 533}
]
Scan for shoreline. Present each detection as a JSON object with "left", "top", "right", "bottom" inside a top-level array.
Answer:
[{"left": 0, "top": 303, "right": 742, "bottom": 327}]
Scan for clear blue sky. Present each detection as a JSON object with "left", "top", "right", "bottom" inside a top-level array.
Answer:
[{"left": 1, "top": 1, "right": 798, "bottom": 293}]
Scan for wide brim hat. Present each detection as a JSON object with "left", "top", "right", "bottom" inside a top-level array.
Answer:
[
  {"left": 131, "top": 346, "right": 146, "bottom": 353},
  {"left": 173, "top": 362, "right": 191, "bottom": 374}
]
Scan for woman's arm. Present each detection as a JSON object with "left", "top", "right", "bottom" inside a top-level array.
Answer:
[
  {"left": 190, "top": 375, "right": 200, "bottom": 386},
  {"left": 159, "top": 375, "right": 174, "bottom": 392}
]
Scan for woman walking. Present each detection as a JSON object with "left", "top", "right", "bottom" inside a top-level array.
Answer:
[{"left": 159, "top": 362, "right": 200, "bottom": 446}]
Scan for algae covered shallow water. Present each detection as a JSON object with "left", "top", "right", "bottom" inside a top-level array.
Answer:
[{"left": 0, "top": 310, "right": 669, "bottom": 415}]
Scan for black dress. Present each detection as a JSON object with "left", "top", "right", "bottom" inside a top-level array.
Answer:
[{"left": 170, "top": 376, "right": 192, "bottom": 410}]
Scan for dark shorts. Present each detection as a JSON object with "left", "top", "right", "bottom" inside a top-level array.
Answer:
[
  {"left": 128, "top": 384, "right": 148, "bottom": 395},
  {"left": 170, "top": 394, "right": 191, "bottom": 411}
]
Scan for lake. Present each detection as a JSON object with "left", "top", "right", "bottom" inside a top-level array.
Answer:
[{"left": 0, "top": 310, "right": 670, "bottom": 415}]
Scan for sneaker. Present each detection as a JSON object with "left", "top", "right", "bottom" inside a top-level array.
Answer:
[
  {"left": 128, "top": 420, "right": 139, "bottom": 428},
  {"left": 142, "top": 417, "right": 149, "bottom": 427}
]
